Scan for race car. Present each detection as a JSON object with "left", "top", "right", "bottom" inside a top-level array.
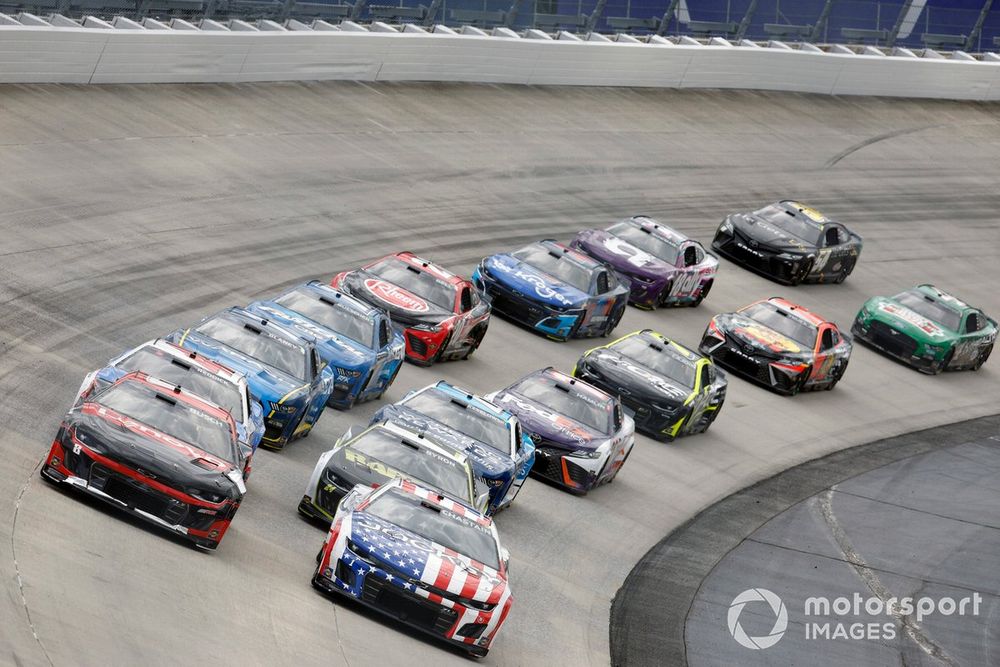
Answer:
[
  {"left": 571, "top": 216, "right": 718, "bottom": 309},
  {"left": 313, "top": 478, "right": 512, "bottom": 658},
  {"left": 41, "top": 372, "right": 248, "bottom": 551},
  {"left": 331, "top": 252, "right": 490, "bottom": 366},
  {"left": 166, "top": 307, "right": 335, "bottom": 450},
  {"left": 852, "top": 284, "right": 996, "bottom": 374},
  {"left": 370, "top": 381, "right": 535, "bottom": 514},
  {"left": 487, "top": 368, "right": 634, "bottom": 494},
  {"left": 246, "top": 281, "right": 405, "bottom": 409},
  {"left": 473, "top": 240, "right": 630, "bottom": 341},
  {"left": 297, "top": 421, "right": 490, "bottom": 523},
  {"left": 712, "top": 200, "right": 862, "bottom": 285},
  {"left": 75, "top": 339, "right": 265, "bottom": 454},
  {"left": 699, "top": 297, "right": 852, "bottom": 395},
  {"left": 574, "top": 330, "right": 727, "bottom": 441}
]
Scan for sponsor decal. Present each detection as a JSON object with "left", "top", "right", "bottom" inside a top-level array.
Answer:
[
  {"left": 879, "top": 302, "right": 946, "bottom": 337},
  {"left": 789, "top": 202, "right": 829, "bottom": 222},
  {"left": 603, "top": 236, "right": 658, "bottom": 268},
  {"left": 499, "top": 393, "right": 594, "bottom": 446},
  {"left": 490, "top": 261, "right": 575, "bottom": 306},
  {"left": 734, "top": 323, "right": 802, "bottom": 354},
  {"left": 364, "top": 279, "right": 429, "bottom": 313}
]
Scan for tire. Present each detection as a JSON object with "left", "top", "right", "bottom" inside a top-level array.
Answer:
[
  {"left": 789, "top": 260, "right": 813, "bottom": 286},
  {"left": 826, "top": 359, "right": 849, "bottom": 390},
  {"left": 602, "top": 306, "right": 625, "bottom": 337},
  {"left": 934, "top": 350, "right": 954, "bottom": 375},
  {"left": 463, "top": 325, "right": 488, "bottom": 360},
  {"left": 972, "top": 343, "right": 993, "bottom": 371},
  {"left": 376, "top": 363, "right": 402, "bottom": 399},
  {"left": 788, "top": 366, "right": 811, "bottom": 396},
  {"left": 691, "top": 279, "right": 713, "bottom": 307}
]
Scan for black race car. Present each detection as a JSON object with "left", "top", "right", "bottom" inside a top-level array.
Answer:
[
  {"left": 574, "top": 330, "right": 727, "bottom": 441},
  {"left": 712, "top": 200, "right": 862, "bottom": 285}
]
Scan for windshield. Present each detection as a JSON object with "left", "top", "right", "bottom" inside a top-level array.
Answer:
[
  {"left": 613, "top": 337, "right": 696, "bottom": 388},
  {"left": 512, "top": 375, "right": 612, "bottom": 434},
  {"left": 276, "top": 288, "right": 375, "bottom": 347},
  {"left": 741, "top": 302, "right": 818, "bottom": 347},
  {"left": 607, "top": 222, "right": 680, "bottom": 264},
  {"left": 753, "top": 204, "right": 824, "bottom": 246},
  {"left": 350, "top": 429, "right": 471, "bottom": 503},
  {"left": 366, "top": 258, "right": 456, "bottom": 311},
  {"left": 512, "top": 245, "right": 591, "bottom": 293},
  {"left": 197, "top": 317, "right": 306, "bottom": 380},
  {"left": 893, "top": 290, "right": 962, "bottom": 331},
  {"left": 116, "top": 347, "right": 245, "bottom": 421},
  {"left": 98, "top": 382, "right": 235, "bottom": 462},
  {"left": 366, "top": 488, "right": 499, "bottom": 569},
  {"left": 404, "top": 389, "right": 511, "bottom": 455}
]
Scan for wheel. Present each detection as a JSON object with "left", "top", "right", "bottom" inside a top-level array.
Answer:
[
  {"left": 602, "top": 307, "right": 625, "bottom": 337},
  {"left": 789, "top": 260, "right": 813, "bottom": 286},
  {"left": 463, "top": 325, "right": 488, "bottom": 360},
  {"left": 376, "top": 363, "right": 402, "bottom": 400},
  {"left": 787, "top": 367, "right": 811, "bottom": 396},
  {"left": 972, "top": 344, "right": 992, "bottom": 371},
  {"left": 933, "top": 350, "right": 954, "bottom": 375},
  {"left": 826, "top": 360, "right": 848, "bottom": 390},
  {"left": 691, "top": 280, "right": 713, "bottom": 307}
]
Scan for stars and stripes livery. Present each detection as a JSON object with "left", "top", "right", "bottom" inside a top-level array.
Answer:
[{"left": 313, "top": 478, "right": 512, "bottom": 658}]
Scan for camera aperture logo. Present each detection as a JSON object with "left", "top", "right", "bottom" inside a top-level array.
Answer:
[{"left": 727, "top": 588, "right": 788, "bottom": 649}]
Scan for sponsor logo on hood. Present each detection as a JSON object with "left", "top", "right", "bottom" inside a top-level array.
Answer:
[
  {"left": 364, "top": 279, "right": 429, "bottom": 313},
  {"left": 603, "top": 236, "right": 662, "bottom": 269},
  {"left": 734, "top": 322, "right": 802, "bottom": 354},
  {"left": 880, "top": 302, "right": 946, "bottom": 337}
]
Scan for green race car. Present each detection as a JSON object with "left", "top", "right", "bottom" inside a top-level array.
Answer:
[{"left": 852, "top": 284, "right": 996, "bottom": 374}]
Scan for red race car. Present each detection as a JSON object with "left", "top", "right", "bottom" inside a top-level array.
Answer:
[
  {"left": 332, "top": 252, "right": 491, "bottom": 365},
  {"left": 41, "top": 372, "right": 249, "bottom": 550}
]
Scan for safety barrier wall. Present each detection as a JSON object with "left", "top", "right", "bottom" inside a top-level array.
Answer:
[{"left": 2, "top": 26, "right": 1000, "bottom": 99}]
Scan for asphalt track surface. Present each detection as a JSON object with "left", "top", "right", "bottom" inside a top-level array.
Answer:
[{"left": 0, "top": 82, "right": 998, "bottom": 667}]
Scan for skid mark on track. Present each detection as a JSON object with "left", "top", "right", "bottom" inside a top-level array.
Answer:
[
  {"left": 10, "top": 462, "right": 54, "bottom": 667},
  {"left": 817, "top": 488, "right": 957, "bottom": 665},
  {"left": 824, "top": 124, "right": 944, "bottom": 168}
]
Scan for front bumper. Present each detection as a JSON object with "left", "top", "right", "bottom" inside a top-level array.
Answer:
[
  {"left": 712, "top": 233, "right": 810, "bottom": 285},
  {"left": 41, "top": 441, "right": 233, "bottom": 550},
  {"left": 700, "top": 334, "right": 806, "bottom": 395},
  {"left": 530, "top": 444, "right": 610, "bottom": 493},
  {"left": 851, "top": 317, "right": 941, "bottom": 373},
  {"left": 478, "top": 278, "right": 582, "bottom": 340},
  {"left": 315, "top": 543, "right": 500, "bottom": 655}
]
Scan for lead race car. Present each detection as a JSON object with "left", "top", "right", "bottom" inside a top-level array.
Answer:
[
  {"left": 313, "top": 478, "right": 512, "bottom": 658},
  {"left": 167, "top": 307, "right": 335, "bottom": 449},
  {"left": 571, "top": 216, "right": 717, "bottom": 309},
  {"left": 852, "top": 284, "right": 996, "bottom": 374},
  {"left": 41, "top": 372, "right": 249, "bottom": 551},
  {"left": 246, "top": 281, "right": 405, "bottom": 409},
  {"left": 574, "top": 330, "right": 727, "bottom": 441},
  {"left": 370, "top": 381, "right": 535, "bottom": 514},
  {"left": 487, "top": 368, "right": 634, "bottom": 494},
  {"left": 712, "top": 200, "right": 862, "bottom": 285},
  {"left": 473, "top": 240, "right": 630, "bottom": 341},
  {"left": 298, "top": 421, "right": 490, "bottom": 523},
  {"left": 699, "top": 297, "right": 852, "bottom": 395},
  {"left": 331, "top": 252, "right": 490, "bottom": 366},
  {"left": 75, "top": 339, "right": 265, "bottom": 454}
]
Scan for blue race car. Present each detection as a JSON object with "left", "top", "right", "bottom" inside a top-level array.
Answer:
[
  {"left": 74, "top": 339, "right": 265, "bottom": 453},
  {"left": 246, "top": 281, "right": 405, "bottom": 410},
  {"left": 473, "top": 240, "right": 630, "bottom": 341},
  {"left": 166, "top": 307, "right": 335, "bottom": 450},
  {"left": 370, "top": 381, "right": 535, "bottom": 514}
]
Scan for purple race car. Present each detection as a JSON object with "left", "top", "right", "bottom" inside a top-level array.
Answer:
[
  {"left": 486, "top": 368, "right": 634, "bottom": 495},
  {"left": 571, "top": 216, "right": 718, "bottom": 309}
]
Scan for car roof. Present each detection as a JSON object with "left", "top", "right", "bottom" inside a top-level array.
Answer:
[
  {"left": 368, "top": 251, "right": 467, "bottom": 287},
  {"left": 102, "top": 371, "right": 238, "bottom": 432},
  {"left": 623, "top": 216, "right": 690, "bottom": 245},
  {"left": 761, "top": 297, "right": 828, "bottom": 327},
  {"left": 143, "top": 339, "right": 247, "bottom": 387},
  {"left": 368, "top": 477, "right": 495, "bottom": 529},
  {"left": 533, "top": 240, "right": 605, "bottom": 271},
  {"left": 777, "top": 200, "right": 832, "bottom": 224},
  {"left": 426, "top": 381, "right": 517, "bottom": 425},
  {"left": 914, "top": 284, "right": 977, "bottom": 314},
  {"left": 536, "top": 367, "right": 615, "bottom": 403},
  {"left": 219, "top": 307, "right": 316, "bottom": 348},
  {"left": 623, "top": 330, "right": 701, "bottom": 364},
  {"left": 352, "top": 421, "right": 472, "bottom": 468},
  {"left": 297, "top": 281, "right": 382, "bottom": 318}
]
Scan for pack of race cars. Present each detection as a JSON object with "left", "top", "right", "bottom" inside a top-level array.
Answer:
[{"left": 39, "top": 200, "right": 997, "bottom": 658}]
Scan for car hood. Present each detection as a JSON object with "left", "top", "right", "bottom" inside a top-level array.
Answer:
[
  {"left": 718, "top": 313, "right": 809, "bottom": 356},
  {"left": 587, "top": 350, "right": 692, "bottom": 405},
  {"left": 247, "top": 302, "right": 374, "bottom": 367},
  {"left": 491, "top": 390, "right": 604, "bottom": 452},
  {"left": 169, "top": 330, "right": 302, "bottom": 402},
  {"left": 732, "top": 214, "right": 816, "bottom": 253},
  {"left": 868, "top": 297, "right": 956, "bottom": 342},
  {"left": 69, "top": 408, "right": 242, "bottom": 499},
  {"left": 375, "top": 406, "right": 514, "bottom": 477},
  {"left": 342, "top": 271, "right": 453, "bottom": 324},
  {"left": 349, "top": 511, "right": 504, "bottom": 600},
  {"left": 574, "top": 229, "right": 675, "bottom": 278},
  {"left": 483, "top": 254, "right": 589, "bottom": 309}
]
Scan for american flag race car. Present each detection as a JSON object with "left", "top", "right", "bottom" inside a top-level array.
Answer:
[{"left": 313, "top": 478, "right": 512, "bottom": 658}]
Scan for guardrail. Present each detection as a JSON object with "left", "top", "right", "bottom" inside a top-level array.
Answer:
[{"left": 2, "top": 17, "right": 1000, "bottom": 99}]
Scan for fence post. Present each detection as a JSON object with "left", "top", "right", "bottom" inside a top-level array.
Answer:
[
  {"left": 886, "top": 0, "right": 914, "bottom": 47},
  {"left": 966, "top": 0, "right": 994, "bottom": 51}
]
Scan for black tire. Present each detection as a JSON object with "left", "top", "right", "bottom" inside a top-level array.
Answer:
[
  {"left": 788, "top": 366, "right": 811, "bottom": 396},
  {"left": 603, "top": 306, "right": 625, "bottom": 337},
  {"left": 376, "top": 363, "right": 402, "bottom": 399},
  {"left": 691, "top": 279, "right": 713, "bottom": 307},
  {"left": 972, "top": 343, "right": 992, "bottom": 371},
  {"left": 826, "top": 359, "right": 849, "bottom": 390},
  {"left": 789, "top": 260, "right": 813, "bottom": 287},
  {"left": 934, "top": 350, "right": 954, "bottom": 375},
  {"left": 463, "top": 325, "right": 488, "bottom": 360}
]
